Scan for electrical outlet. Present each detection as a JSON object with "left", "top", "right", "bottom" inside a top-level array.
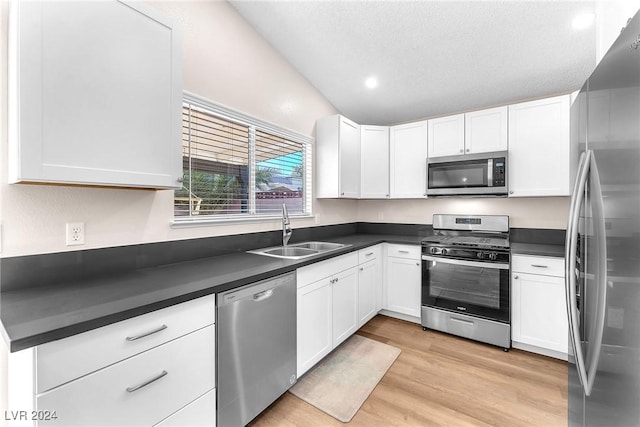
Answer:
[{"left": 66, "top": 222, "right": 85, "bottom": 246}]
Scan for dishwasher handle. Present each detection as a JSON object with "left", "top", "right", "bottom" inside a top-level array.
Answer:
[
  {"left": 253, "top": 289, "right": 274, "bottom": 302},
  {"left": 217, "top": 272, "right": 296, "bottom": 307}
]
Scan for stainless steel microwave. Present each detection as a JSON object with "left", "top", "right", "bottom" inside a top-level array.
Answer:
[{"left": 427, "top": 151, "right": 508, "bottom": 197}]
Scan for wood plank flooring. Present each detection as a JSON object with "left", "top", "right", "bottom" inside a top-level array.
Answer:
[{"left": 252, "top": 314, "right": 568, "bottom": 427}]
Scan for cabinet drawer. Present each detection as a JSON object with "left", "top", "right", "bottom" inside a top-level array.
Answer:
[
  {"left": 297, "top": 252, "right": 358, "bottom": 288},
  {"left": 154, "top": 389, "right": 216, "bottom": 427},
  {"left": 386, "top": 244, "right": 420, "bottom": 260},
  {"left": 36, "top": 294, "right": 215, "bottom": 393},
  {"left": 512, "top": 255, "right": 564, "bottom": 277},
  {"left": 37, "top": 325, "right": 215, "bottom": 427},
  {"left": 358, "top": 244, "right": 382, "bottom": 264}
]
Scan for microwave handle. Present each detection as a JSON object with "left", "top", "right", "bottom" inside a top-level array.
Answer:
[{"left": 487, "top": 158, "right": 493, "bottom": 187}]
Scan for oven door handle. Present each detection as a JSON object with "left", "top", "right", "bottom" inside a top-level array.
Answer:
[{"left": 421, "top": 255, "right": 509, "bottom": 270}]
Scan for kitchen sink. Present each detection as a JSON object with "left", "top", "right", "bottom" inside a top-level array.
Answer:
[
  {"left": 289, "top": 241, "right": 346, "bottom": 251},
  {"left": 247, "top": 241, "right": 350, "bottom": 260}
]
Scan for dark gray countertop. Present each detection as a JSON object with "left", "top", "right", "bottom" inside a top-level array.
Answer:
[
  {"left": 1, "top": 233, "right": 421, "bottom": 352},
  {"left": 511, "top": 242, "right": 565, "bottom": 258}
]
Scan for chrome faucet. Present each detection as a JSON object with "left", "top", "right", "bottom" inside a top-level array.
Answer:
[{"left": 282, "top": 204, "right": 292, "bottom": 247}]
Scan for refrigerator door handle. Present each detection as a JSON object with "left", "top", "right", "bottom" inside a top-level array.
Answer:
[
  {"left": 565, "top": 150, "right": 608, "bottom": 397},
  {"left": 584, "top": 153, "right": 608, "bottom": 396},
  {"left": 565, "top": 150, "right": 591, "bottom": 395}
]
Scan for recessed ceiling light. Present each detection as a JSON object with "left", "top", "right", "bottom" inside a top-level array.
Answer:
[
  {"left": 364, "top": 76, "right": 378, "bottom": 89},
  {"left": 572, "top": 12, "right": 595, "bottom": 30}
]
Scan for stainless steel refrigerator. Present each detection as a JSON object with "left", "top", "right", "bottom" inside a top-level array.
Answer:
[{"left": 566, "top": 9, "right": 640, "bottom": 427}]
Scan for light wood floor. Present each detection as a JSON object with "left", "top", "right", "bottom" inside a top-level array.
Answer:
[{"left": 252, "top": 314, "right": 568, "bottom": 427}]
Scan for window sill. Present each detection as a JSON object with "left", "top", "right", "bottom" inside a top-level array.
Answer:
[{"left": 171, "top": 214, "right": 316, "bottom": 228}]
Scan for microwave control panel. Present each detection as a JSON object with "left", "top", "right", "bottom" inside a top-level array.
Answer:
[{"left": 493, "top": 158, "right": 506, "bottom": 186}]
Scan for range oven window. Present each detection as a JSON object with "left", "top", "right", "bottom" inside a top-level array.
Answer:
[
  {"left": 428, "top": 262, "right": 500, "bottom": 308},
  {"left": 422, "top": 257, "right": 510, "bottom": 323},
  {"left": 428, "top": 160, "right": 489, "bottom": 189}
]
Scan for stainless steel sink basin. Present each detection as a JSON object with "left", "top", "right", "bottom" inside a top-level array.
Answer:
[
  {"left": 247, "top": 241, "right": 350, "bottom": 260},
  {"left": 262, "top": 247, "right": 319, "bottom": 257},
  {"left": 289, "top": 241, "right": 345, "bottom": 251}
]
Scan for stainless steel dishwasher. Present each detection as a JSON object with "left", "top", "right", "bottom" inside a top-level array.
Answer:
[{"left": 217, "top": 272, "right": 297, "bottom": 427}]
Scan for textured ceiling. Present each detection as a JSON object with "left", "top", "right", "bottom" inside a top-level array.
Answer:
[{"left": 230, "top": 0, "right": 597, "bottom": 125}]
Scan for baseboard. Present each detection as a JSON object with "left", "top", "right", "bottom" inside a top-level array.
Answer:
[
  {"left": 512, "top": 341, "right": 568, "bottom": 361},
  {"left": 378, "top": 309, "right": 421, "bottom": 325}
]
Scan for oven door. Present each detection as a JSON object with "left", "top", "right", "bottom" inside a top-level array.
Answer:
[{"left": 421, "top": 254, "right": 510, "bottom": 323}]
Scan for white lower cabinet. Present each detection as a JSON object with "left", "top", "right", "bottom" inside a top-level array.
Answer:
[
  {"left": 357, "top": 245, "right": 382, "bottom": 327},
  {"left": 385, "top": 244, "right": 422, "bottom": 319},
  {"left": 331, "top": 267, "right": 359, "bottom": 348},
  {"left": 296, "top": 253, "right": 359, "bottom": 377},
  {"left": 8, "top": 295, "right": 216, "bottom": 427},
  {"left": 296, "top": 247, "right": 384, "bottom": 377},
  {"left": 511, "top": 255, "right": 568, "bottom": 359},
  {"left": 297, "top": 276, "right": 334, "bottom": 377}
]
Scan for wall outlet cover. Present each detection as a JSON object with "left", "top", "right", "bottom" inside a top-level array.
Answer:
[{"left": 66, "top": 222, "right": 85, "bottom": 246}]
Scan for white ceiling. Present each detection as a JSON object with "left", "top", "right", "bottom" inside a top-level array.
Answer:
[{"left": 230, "top": 0, "right": 597, "bottom": 126}]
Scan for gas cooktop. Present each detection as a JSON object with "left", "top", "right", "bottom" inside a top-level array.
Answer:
[{"left": 422, "top": 214, "right": 510, "bottom": 250}]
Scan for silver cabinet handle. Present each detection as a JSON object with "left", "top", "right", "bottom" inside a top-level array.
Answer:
[
  {"left": 459, "top": 149, "right": 463, "bottom": 153},
  {"left": 416, "top": 262, "right": 420, "bottom": 266},
  {"left": 360, "top": 267, "right": 364, "bottom": 271},
  {"left": 465, "top": 148, "right": 470, "bottom": 152},
  {"left": 514, "top": 275, "right": 519, "bottom": 279},
  {"left": 126, "top": 325, "right": 167, "bottom": 341},
  {"left": 126, "top": 370, "right": 168, "bottom": 393},
  {"left": 365, "top": 252, "right": 374, "bottom": 256},
  {"left": 531, "top": 264, "right": 549, "bottom": 268},
  {"left": 509, "top": 190, "right": 514, "bottom": 194},
  {"left": 398, "top": 250, "right": 410, "bottom": 254}
]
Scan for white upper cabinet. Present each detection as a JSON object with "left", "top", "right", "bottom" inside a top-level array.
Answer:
[
  {"left": 316, "top": 115, "right": 361, "bottom": 198},
  {"left": 9, "top": 1, "right": 183, "bottom": 189},
  {"left": 360, "top": 125, "right": 390, "bottom": 198},
  {"left": 508, "top": 95, "right": 571, "bottom": 197},
  {"left": 428, "top": 107, "right": 508, "bottom": 158},
  {"left": 389, "top": 121, "right": 428, "bottom": 198},
  {"left": 464, "top": 106, "right": 508, "bottom": 154},
  {"left": 427, "top": 114, "right": 465, "bottom": 157}
]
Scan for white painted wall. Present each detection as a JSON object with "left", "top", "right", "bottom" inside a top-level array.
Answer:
[{"left": 358, "top": 197, "right": 570, "bottom": 229}]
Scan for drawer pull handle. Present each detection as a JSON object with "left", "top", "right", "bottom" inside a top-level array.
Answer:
[
  {"left": 531, "top": 264, "right": 549, "bottom": 268},
  {"left": 126, "top": 370, "right": 168, "bottom": 393},
  {"left": 126, "top": 324, "right": 168, "bottom": 341},
  {"left": 365, "top": 252, "right": 374, "bottom": 256},
  {"left": 398, "top": 250, "right": 410, "bottom": 254}
]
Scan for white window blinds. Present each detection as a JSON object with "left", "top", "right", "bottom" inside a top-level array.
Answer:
[{"left": 175, "top": 93, "right": 312, "bottom": 221}]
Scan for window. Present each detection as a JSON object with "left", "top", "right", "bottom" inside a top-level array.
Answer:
[{"left": 175, "top": 92, "right": 312, "bottom": 222}]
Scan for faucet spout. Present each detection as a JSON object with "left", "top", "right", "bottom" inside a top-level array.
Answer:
[{"left": 282, "top": 204, "right": 292, "bottom": 246}]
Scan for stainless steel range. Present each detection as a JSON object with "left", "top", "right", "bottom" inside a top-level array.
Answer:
[{"left": 421, "top": 214, "right": 511, "bottom": 350}]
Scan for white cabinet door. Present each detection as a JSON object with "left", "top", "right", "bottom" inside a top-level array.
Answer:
[
  {"left": 508, "top": 95, "right": 571, "bottom": 197},
  {"left": 297, "top": 278, "right": 333, "bottom": 377},
  {"left": 427, "top": 114, "right": 465, "bottom": 158},
  {"left": 339, "top": 117, "right": 361, "bottom": 198},
  {"left": 464, "top": 106, "right": 508, "bottom": 154},
  {"left": 332, "top": 267, "right": 359, "bottom": 348},
  {"left": 511, "top": 272, "right": 568, "bottom": 355},
  {"left": 316, "top": 115, "right": 360, "bottom": 198},
  {"left": 386, "top": 256, "right": 421, "bottom": 318},
  {"left": 360, "top": 125, "right": 390, "bottom": 198},
  {"left": 9, "top": 1, "right": 182, "bottom": 189},
  {"left": 390, "top": 121, "right": 428, "bottom": 198},
  {"left": 358, "top": 259, "right": 379, "bottom": 327}
]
